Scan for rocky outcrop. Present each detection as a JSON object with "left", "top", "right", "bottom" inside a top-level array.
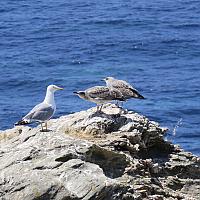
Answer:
[{"left": 0, "top": 104, "right": 199, "bottom": 200}]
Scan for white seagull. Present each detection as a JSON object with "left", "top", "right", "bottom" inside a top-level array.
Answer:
[{"left": 15, "top": 85, "right": 63, "bottom": 131}]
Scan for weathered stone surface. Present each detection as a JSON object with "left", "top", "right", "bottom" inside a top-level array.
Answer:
[{"left": 0, "top": 104, "right": 199, "bottom": 200}]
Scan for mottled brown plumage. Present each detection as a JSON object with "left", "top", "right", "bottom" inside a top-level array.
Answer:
[
  {"left": 74, "top": 86, "right": 125, "bottom": 111},
  {"left": 104, "top": 77, "right": 144, "bottom": 100}
]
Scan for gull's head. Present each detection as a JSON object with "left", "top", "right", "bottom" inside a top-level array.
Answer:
[
  {"left": 73, "top": 91, "right": 86, "bottom": 99},
  {"left": 103, "top": 77, "right": 115, "bottom": 86},
  {"left": 103, "top": 76, "right": 115, "bottom": 82},
  {"left": 47, "top": 85, "right": 64, "bottom": 92}
]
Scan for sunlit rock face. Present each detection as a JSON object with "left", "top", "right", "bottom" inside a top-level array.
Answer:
[{"left": 0, "top": 104, "right": 199, "bottom": 200}]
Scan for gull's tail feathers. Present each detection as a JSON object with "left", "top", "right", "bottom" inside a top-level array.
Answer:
[
  {"left": 130, "top": 88, "right": 145, "bottom": 99},
  {"left": 15, "top": 119, "right": 30, "bottom": 126}
]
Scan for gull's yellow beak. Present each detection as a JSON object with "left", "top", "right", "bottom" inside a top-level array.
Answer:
[{"left": 55, "top": 86, "right": 64, "bottom": 90}]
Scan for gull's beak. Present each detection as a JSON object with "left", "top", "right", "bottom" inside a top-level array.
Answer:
[
  {"left": 55, "top": 86, "right": 64, "bottom": 90},
  {"left": 74, "top": 91, "right": 85, "bottom": 95},
  {"left": 101, "top": 78, "right": 105, "bottom": 82}
]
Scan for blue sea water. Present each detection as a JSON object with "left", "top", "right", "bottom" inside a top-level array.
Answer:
[{"left": 0, "top": 0, "right": 199, "bottom": 155}]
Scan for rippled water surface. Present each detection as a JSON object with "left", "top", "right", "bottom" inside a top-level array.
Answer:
[{"left": 0, "top": 0, "right": 199, "bottom": 155}]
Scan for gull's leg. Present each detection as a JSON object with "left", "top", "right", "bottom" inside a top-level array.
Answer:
[
  {"left": 41, "top": 123, "right": 44, "bottom": 132},
  {"left": 99, "top": 104, "right": 103, "bottom": 112},
  {"left": 96, "top": 105, "right": 99, "bottom": 112},
  {"left": 45, "top": 122, "right": 48, "bottom": 131}
]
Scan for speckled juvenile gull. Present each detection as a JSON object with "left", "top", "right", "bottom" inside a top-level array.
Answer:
[
  {"left": 103, "top": 77, "right": 144, "bottom": 100},
  {"left": 74, "top": 86, "right": 125, "bottom": 111},
  {"left": 15, "top": 85, "right": 63, "bottom": 131}
]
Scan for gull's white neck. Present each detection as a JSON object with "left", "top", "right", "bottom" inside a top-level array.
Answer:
[
  {"left": 106, "top": 81, "right": 114, "bottom": 89},
  {"left": 43, "top": 89, "right": 55, "bottom": 106}
]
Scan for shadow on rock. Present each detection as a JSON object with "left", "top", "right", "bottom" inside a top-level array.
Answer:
[{"left": 85, "top": 144, "right": 127, "bottom": 179}]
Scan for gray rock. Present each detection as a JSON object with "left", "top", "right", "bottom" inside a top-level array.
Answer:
[{"left": 0, "top": 104, "right": 199, "bottom": 200}]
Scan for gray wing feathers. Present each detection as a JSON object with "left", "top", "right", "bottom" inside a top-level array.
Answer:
[
  {"left": 112, "top": 80, "right": 134, "bottom": 90},
  {"left": 86, "top": 87, "right": 111, "bottom": 100},
  {"left": 86, "top": 86, "right": 125, "bottom": 101},
  {"left": 111, "top": 80, "right": 143, "bottom": 99},
  {"left": 110, "top": 89, "right": 124, "bottom": 100},
  {"left": 23, "top": 103, "right": 54, "bottom": 122}
]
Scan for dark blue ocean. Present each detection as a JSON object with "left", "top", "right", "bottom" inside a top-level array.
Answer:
[{"left": 0, "top": 0, "right": 199, "bottom": 155}]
